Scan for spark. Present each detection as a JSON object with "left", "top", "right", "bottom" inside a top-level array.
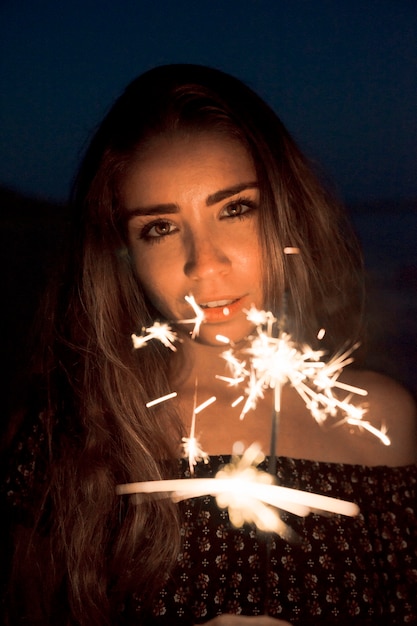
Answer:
[
  {"left": 221, "top": 307, "right": 388, "bottom": 445},
  {"left": 125, "top": 300, "right": 386, "bottom": 533},
  {"left": 116, "top": 444, "right": 359, "bottom": 533},
  {"left": 181, "top": 384, "right": 211, "bottom": 473},
  {"left": 231, "top": 395, "right": 245, "bottom": 408},
  {"left": 132, "top": 295, "right": 204, "bottom": 351},
  {"left": 244, "top": 305, "right": 276, "bottom": 333},
  {"left": 131, "top": 299, "right": 209, "bottom": 472},
  {"left": 347, "top": 418, "right": 391, "bottom": 446},
  {"left": 217, "top": 349, "right": 248, "bottom": 381},
  {"left": 177, "top": 294, "right": 206, "bottom": 338},
  {"left": 216, "top": 375, "right": 245, "bottom": 387},
  {"left": 317, "top": 328, "right": 326, "bottom": 340},
  {"left": 146, "top": 392, "right": 178, "bottom": 408},
  {"left": 181, "top": 437, "right": 210, "bottom": 472},
  {"left": 194, "top": 396, "right": 217, "bottom": 414},
  {"left": 131, "top": 322, "right": 178, "bottom": 351},
  {"left": 215, "top": 334, "right": 230, "bottom": 344}
]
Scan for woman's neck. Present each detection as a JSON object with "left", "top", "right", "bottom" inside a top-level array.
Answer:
[{"left": 168, "top": 333, "right": 243, "bottom": 390}]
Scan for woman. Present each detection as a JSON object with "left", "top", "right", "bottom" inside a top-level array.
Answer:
[{"left": 2, "top": 64, "right": 416, "bottom": 625}]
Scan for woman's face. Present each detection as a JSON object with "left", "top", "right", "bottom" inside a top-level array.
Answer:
[{"left": 122, "top": 132, "right": 264, "bottom": 345}]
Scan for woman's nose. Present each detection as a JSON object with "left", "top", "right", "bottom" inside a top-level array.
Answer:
[{"left": 183, "top": 233, "right": 231, "bottom": 280}]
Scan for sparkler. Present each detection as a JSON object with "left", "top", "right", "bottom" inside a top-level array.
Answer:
[
  {"left": 131, "top": 295, "right": 212, "bottom": 471},
  {"left": 181, "top": 387, "right": 213, "bottom": 473},
  {"left": 131, "top": 295, "right": 205, "bottom": 353},
  {"left": 126, "top": 293, "right": 390, "bottom": 532},
  {"left": 220, "top": 306, "right": 386, "bottom": 438}
]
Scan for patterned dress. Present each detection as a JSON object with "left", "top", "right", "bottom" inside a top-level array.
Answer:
[
  {"left": 134, "top": 456, "right": 417, "bottom": 625},
  {"left": 4, "top": 415, "right": 417, "bottom": 625}
]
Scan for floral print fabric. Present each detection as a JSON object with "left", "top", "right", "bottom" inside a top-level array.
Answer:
[
  {"left": 4, "top": 415, "right": 417, "bottom": 624},
  {"left": 135, "top": 456, "right": 417, "bottom": 625}
]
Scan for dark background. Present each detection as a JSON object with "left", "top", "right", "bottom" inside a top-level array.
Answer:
[
  {"left": 2, "top": 0, "right": 417, "bottom": 203},
  {"left": 1, "top": 1, "right": 416, "bottom": 429}
]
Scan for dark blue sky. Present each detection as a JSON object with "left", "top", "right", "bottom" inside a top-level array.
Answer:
[{"left": 1, "top": 0, "right": 416, "bottom": 203}]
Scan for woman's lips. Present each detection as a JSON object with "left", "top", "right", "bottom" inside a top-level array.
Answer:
[{"left": 198, "top": 297, "right": 244, "bottom": 323}]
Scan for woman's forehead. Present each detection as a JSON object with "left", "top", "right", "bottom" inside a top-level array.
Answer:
[{"left": 120, "top": 132, "right": 257, "bottom": 208}]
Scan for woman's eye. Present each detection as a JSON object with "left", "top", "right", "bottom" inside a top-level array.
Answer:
[
  {"left": 140, "top": 220, "right": 177, "bottom": 240},
  {"left": 222, "top": 200, "right": 255, "bottom": 219}
]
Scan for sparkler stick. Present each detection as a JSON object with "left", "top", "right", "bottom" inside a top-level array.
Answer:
[
  {"left": 268, "top": 311, "right": 282, "bottom": 479},
  {"left": 269, "top": 382, "right": 281, "bottom": 478}
]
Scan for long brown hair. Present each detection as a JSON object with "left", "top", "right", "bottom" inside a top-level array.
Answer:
[{"left": 6, "top": 64, "right": 364, "bottom": 625}]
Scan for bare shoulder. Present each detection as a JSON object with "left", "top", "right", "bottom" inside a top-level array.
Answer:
[{"left": 344, "top": 369, "right": 417, "bottom": 466}]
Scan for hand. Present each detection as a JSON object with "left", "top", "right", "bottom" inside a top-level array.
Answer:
[{"left": 202, "top": 616, "right": 292, "bottom": 625}]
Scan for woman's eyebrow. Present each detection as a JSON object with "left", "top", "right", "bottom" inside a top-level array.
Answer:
[
  {"left": 126, "top": 203, "right": 179, "bottom": 217},
  {"left": 206, "top": 181, "right": 258, "bottom": 206},
  {"left": 125, "top": 182, "right": 259, "bottom": 217}
]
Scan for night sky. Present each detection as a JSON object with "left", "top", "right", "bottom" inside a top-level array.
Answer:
[
  {"left": 1, "top": 1, "right": 416, "bottom": 403},
  {"left": 1, "top": 0, "right": 417, "bottom": 203}
]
